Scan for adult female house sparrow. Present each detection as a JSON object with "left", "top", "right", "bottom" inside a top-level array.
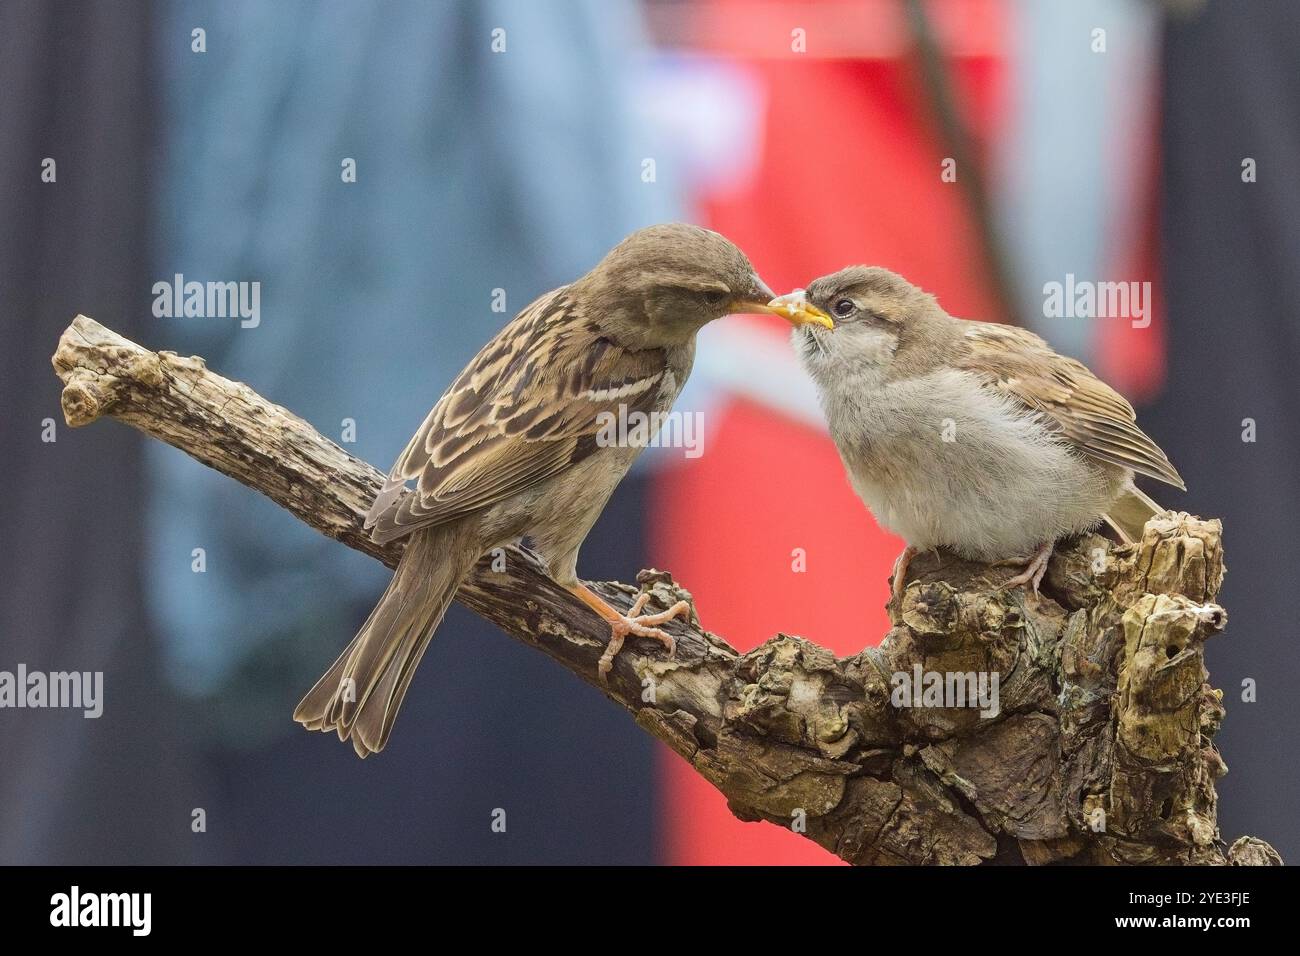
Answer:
[
  {"left": 772, "top": 267, "right": 1184, "bottom": 601},
  {"left": 294, "top": 223, "right": 832, "bottom": 757}
]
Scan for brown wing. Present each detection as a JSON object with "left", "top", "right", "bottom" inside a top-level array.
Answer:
[
  {"left": 365, "top": 286, "right": 669, "bottom": 543},
  {"left": 958, "top": 322, "right": 1185, "bottom": 489}
]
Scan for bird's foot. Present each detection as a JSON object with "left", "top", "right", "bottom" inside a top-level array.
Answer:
[
  {"left": 568, "top": 584, "right": 688, "bottom": 681},
  {"left": 890, "top": 545, "right": 919, "bottom": 606},
  {"left": 596, "top": 593, "right": 689, "bottom": 680},
  {"left": 998, "top": 541, "right": 1054, "bottom": 596}
]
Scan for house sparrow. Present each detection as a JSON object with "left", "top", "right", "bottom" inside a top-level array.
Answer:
[
  {"left": 771, "top": 266, "right": 1184, "bottom": 603},
  {"left": 294, "top": 223, "right": 832, "bottom": 757}
]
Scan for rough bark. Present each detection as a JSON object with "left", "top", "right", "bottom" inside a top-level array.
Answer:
[{"left": 52, "top": 314, "right": 1282, "bottom": 866}]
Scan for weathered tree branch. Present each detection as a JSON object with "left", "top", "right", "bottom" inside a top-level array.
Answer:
[{"left": 52, "top": 314, "right": 1281, "bottom": 866}]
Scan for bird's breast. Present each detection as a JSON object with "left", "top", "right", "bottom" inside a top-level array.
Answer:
[{"left": 825, "top": 368, "right": 1127, "bottom": 559}]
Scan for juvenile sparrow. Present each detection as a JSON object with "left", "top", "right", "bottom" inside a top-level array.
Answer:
[
  {"left": 772, "top": 266, "right": 1184, "bottom": 602},
  {"left": 294, "top": 223, "right": 832, "bottom": 756}
]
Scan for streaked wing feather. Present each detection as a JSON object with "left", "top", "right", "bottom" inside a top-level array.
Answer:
[
  {"left": 959, "top": 323, "right": 1185, "bottom": 489},
  {"left": 367, "top": 287, "right": 668, "bottom": 543}
]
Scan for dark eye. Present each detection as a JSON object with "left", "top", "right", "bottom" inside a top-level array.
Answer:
[
  {"left": 702, "top": 288, "right": 729, "bottom": 306},
  {"left": 832, "top": 298, "right": 856, "bottom": 318}
]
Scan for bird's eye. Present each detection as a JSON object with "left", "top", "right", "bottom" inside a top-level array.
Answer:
[
  {"left": 702, "top": 289, "right": 729, "bottom": 306},
  {"left": 832, "top": 298, "right": 856, "bottom": 318}
]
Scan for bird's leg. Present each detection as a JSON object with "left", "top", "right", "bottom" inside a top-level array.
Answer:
[
  {"left": 567, "top": 584, "right": 689, "bottom": 681},
  {"left": 890, "top": 545, "right": 919, "bottom": 605},
  {"left": 999, "top": 541, "right": 1054, "bottom": 596}
]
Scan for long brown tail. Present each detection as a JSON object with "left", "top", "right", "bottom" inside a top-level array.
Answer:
[
  {"left": 293, "top": 525, "right": 475, "bottom": 757},
  {"left": 1103, "top": 484, "right": 1165, "bottom": 543}
]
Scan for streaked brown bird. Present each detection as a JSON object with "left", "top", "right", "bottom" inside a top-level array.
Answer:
[
  {"left": 771, "top": 266, "right": 1184, "bottom": 601},
  {"left": 294, "top": 223, "right": 832, "bottom": 756}
]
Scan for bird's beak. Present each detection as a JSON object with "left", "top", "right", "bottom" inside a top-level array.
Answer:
[
  {"left": 764, "top": 289, "right": 835, "bottom": 330},
  {"left": 729, "top": 278, "right": 835, "bottom": 329}
]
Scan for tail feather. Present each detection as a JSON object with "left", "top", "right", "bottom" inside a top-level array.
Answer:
[
  {"left": 1103, "top": 484, "right": 1165, "bottom": 543},
  {"left": 294, "top": 526, "right": 474, "bottom": 757}
]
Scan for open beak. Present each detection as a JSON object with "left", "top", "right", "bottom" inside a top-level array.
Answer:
[
  {"left": 728, "top": 278, "right": 835, "bottom": 329},
  {"left": 764, "top": 289, "right": 834, "bottom": 330}
]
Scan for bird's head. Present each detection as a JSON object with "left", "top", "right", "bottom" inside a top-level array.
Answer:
[
  {"left": 579, "top": 223, "right": 833, "bottom": 346},
  {"left": 772, "top": 266, "right": 941, "bottom": 376}
]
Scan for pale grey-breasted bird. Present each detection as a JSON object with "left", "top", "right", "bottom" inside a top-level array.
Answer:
[
  {"left": 771, "top": 266, "right": 1184, "bottom": 602},
  {"left": 293, "top": 223, "right": 832, "bottom": 757}
]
